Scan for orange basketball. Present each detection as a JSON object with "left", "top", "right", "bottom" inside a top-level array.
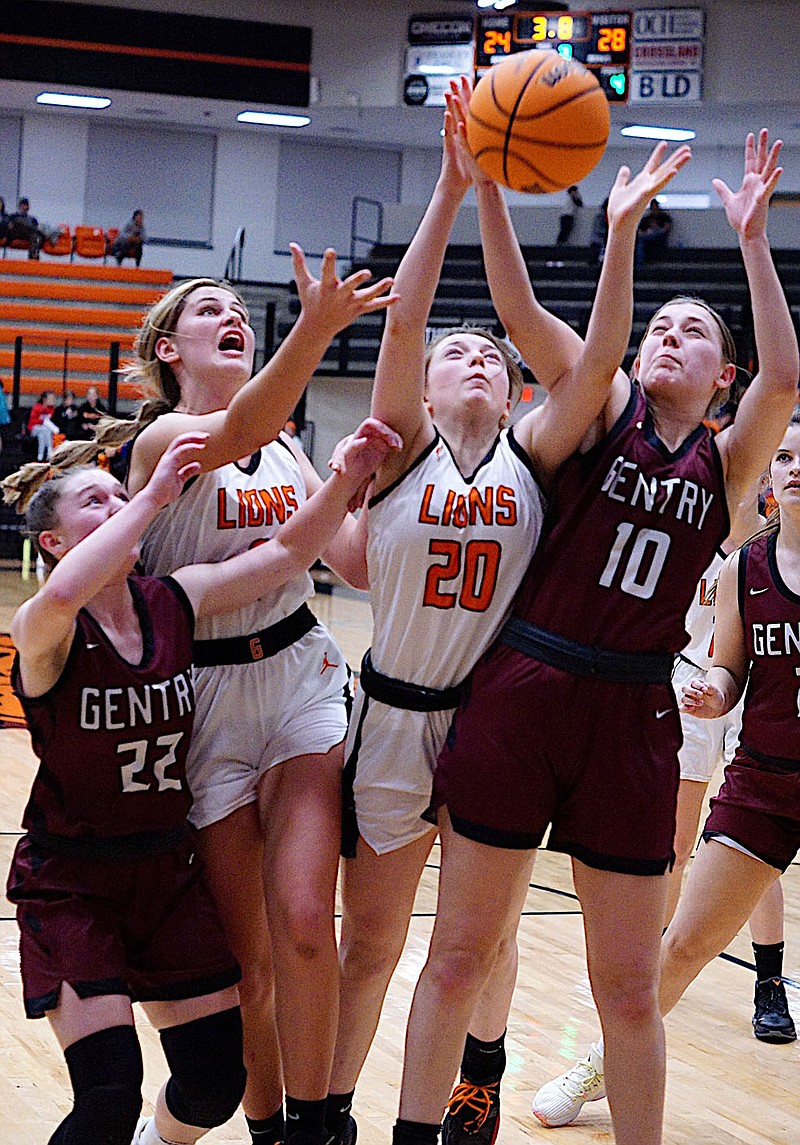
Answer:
[{"left": 466, "top": 50, "right": 610, "bottom": 194}]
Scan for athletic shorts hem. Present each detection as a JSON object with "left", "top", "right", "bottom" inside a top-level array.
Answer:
[
  {"left": 702, "top": 830, "right": 787, "bottom": 873},
  {"left": 134, "top": 963, "right": 241, "bottom": 1004},
  {"left": 550, "top": 837, "right": 674, "bottom": 876},
  {"left": 353, "top": 818, "right": 438, "bottom": 858},
  {"left": 448, "top": 810, "right": 544, "bottom": 851},
  {"left": 24, "top": 976, "right": 127, "bottom": 1019}
]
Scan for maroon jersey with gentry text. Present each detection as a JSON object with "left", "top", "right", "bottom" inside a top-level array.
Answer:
[
  {"left": 515, "top": 384, "right": 730, "bottom": 653},
  {"left": 13, "top": 576, "right": 195, "bottom": 841},
  {"left": 738, "top": 533, "right": 800, "bottom": 761}
]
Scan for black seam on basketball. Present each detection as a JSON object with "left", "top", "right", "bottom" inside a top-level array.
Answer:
[
  {"left": 493, "top": 54, "right": 553, "bottom": 187},
  {"left": 513, "top": 86, "right": 607, "bottom": 125}
]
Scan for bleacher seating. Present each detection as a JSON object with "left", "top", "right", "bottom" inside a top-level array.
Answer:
[
  {"left": 299, "top": 243, "right": 800, "bottom": 381},
  {"left": 0, "top": 259, "right": 173, "bottom": 400}
]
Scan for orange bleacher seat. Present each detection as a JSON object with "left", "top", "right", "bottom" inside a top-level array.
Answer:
[
  {"left": 105, "top": 227, "right": 120, "bottom": 257},
  {"left": 73, "top": 225, "right": 107, "bottom": 261},
  {"left": 42, "top": 225, "right": 73, "bottom": 257}
]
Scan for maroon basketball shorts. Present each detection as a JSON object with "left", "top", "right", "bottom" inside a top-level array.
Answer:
[
  {"left": 433, "top": 642, "right": 681, "bottom": 875},
  {"left": 7, "top": 833, "right": 240, "bottom": 1018},
  {"left": 703, "top": 745, "right": 800, "bottom": 872}
]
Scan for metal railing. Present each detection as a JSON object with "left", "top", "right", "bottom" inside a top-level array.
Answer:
[
  {"left": 10, "top": 336, "right": 122, "bottom": 415},
  {"left": 224, "top": 227, "right": 246, "bottom": 281}
]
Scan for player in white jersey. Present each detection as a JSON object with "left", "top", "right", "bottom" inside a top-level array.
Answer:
[
  {"left": 72, "top": 257, "right": 398, "bottom": 1145},
  {"left": 325, "top": 89, "right": 689, "bottom": 1145}
]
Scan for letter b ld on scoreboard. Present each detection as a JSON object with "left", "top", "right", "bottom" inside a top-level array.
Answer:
[{"left": 630, "top": 71, "right": 701, "bottom": 101}]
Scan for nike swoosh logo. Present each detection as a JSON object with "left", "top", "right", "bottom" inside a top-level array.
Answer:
[
  {"left": 655, "top": 709, "right": 671, "bottom": 719},
  {"left": 86, "top": 642, "right": 99, "bottom": 649},
  {"left": 749, "top": 587, "right": 769, "bottom": 595},
  {"left": 287, "top": 1114, "right": 300, "bottom": 1121}
]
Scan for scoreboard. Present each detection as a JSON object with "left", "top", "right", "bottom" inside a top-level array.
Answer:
[{"left": 476, "top": 10, "right": 631, "bottom": 103}]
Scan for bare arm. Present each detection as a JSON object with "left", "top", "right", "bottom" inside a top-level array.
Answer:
[
  {"left": 716, "top": 132, "right": 799, "bottom": 507},
  {"left": 680, "top": 551, "right": 748, "bottom": 718},
  {"left": 12, "top": 435, "right": 207, "bottom": 693},
  {"left": 516, "top": 143, "right": 692, "bottom": 478},
  {"left": 448, "top": 77, "right": 583, "bottom": 390},
  {"left": 173, "top": 420, "right": 401, "bottom": 614},
  {"left": 128, "top": 246, "right": 398, "bottom": 493},
  {"left": 370, "top": 92, "right": 474, "bottom": 485}
]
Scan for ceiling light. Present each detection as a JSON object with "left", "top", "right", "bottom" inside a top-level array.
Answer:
[
  {"left": 620, "top": 124, "right": 695, "bottom": 142},
  {"left": 477, "top": 1, "right": 517, "bottom": 8},
  {"left": 237, "top": 111, "right": 310, "bottom": 127},
  {"left": 37, "top": 92, "right": 111, "bottom": 109}
]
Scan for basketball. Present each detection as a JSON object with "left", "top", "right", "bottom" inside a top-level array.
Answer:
[{"left": 466, "top": 50, "right": 610, "bottom": 194}]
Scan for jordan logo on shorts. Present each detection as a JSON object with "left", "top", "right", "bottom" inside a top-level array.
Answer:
[{"left": 321, "top": 651, "right": 339, "bottom": 675}]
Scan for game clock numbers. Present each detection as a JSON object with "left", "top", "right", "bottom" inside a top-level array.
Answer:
[{"left": 476, "top": 9, "right": 631, "bottom": 103}]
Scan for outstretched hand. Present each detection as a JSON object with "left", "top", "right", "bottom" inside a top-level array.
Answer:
[
  {"left": 446, "top": 75, "right": 497, "bottom": 190},
  {"left": 606, "top": 140, "right": 692, "bottom": 230},
  {"left": 712, "top": 129, "right": 783, "bottom": 241},
  {"left": 147, "top": 432, "right": 209, "bottom": 508},
  {"left": 291, "top": 245, "right": 399, "bottom": 340},
  {"left": 328, "top": 417, "right": 403, "bottom": 512},
  {"left": 679, "top": 675, "right": 727, "bottom": 719}
]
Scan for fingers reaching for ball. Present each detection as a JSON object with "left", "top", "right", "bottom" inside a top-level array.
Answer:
[{"left": 606, "top": 142, "right": 692, "bottom": 230}]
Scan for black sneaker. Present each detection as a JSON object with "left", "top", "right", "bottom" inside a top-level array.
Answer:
[
  {"left": 752, "top": 978, "right": 797, "bottom": 1043},
  {"left": 326, "top": 1115, "right": 357, "bottom": 1145},
  {"left": 442, "top": 1080, "right": 500, "bottom": 1145}
]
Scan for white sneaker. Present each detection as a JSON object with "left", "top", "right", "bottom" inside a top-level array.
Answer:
[
  {"left": 130, "top": 1117, "right": 150, "bottom": 1144},
  {"left": 531, "top": 1042, "right": 606, "bottom": 1128}
]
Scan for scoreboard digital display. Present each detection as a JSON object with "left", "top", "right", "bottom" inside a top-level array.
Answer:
[{"left": 476, "top": 9, "right": 631, "bottom": 103}]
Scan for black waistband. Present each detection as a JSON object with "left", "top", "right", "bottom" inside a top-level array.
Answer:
[
  {"left": 27, "top": 823, "right": 190, "bottom": 862},
  {"left": 359, "top": 649, "right": 466, "bottom": 712},
  {"left": 739, "top": 742, "right": 800, "bottom": 771},
  {"left": 193, "top": 604, "right": 317, "bottom": 667},
  {"left": 500, "top": 617, "right": 673, "bottom": 685}
]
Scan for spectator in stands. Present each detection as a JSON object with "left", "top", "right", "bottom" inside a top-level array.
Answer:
[
  {"left": 636, "top": 196, "right": 673, "bottom": 264},
  {"left": 76, "top": 386, "right": 108, "bottom": 440},
  {"left": 111, "top": 209, "right": 147, "bottom": 267},
  {"left": 588, "top": 197, "right": 609, "bottom": 265},
  {"left": 0, "top": 379, "right": 10, "bottom": 452},
  {"left": 53, "top": 389, "right": 81, "bottom": 441},
  {"left": 556, "top": 184, "right": 583, "bottom": 244},
  {"left": 6, "top": 198, "right": 43, "bottom": 259},
  {"left": 0, "top": 197, "right": 9, "bottom": 243},
  {"left": 27, "top": 391, "right": 58, "bottom": 460},
  {"left": 283, "top": 417, "right": 305, "bottom": 452}
]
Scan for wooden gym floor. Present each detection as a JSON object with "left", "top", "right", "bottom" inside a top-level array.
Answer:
[{"left": 1, "top": 567, "right": 797, "bottom": 1144}]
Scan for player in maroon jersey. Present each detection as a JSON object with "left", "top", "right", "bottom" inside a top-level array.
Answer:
[
  {"left": 662, "top": 410, "right": 800, "bottom": 1010},
  {"left": 391, "top": 80, "right": 798, "bottom": 1145},
  {"left": 2, "top": 419, "right": 400, "bottom": 1145}
]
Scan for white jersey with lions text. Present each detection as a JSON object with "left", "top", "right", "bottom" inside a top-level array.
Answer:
[
  {"left": 140, "top": 438, "right": 313, "bottom": 641},
  {"left": 367, "top": 427, "right": 545, "bottom": 689}
]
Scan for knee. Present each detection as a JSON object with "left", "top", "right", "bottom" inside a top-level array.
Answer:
[
  {"left": 662, "top": 921, "right": 713, "bottom": 978},
  {"left": 591, "top": 969, "right": 659, "bottom": 1027},
  {"left": 340, "top": 926, "right": 405, "bottom": 988},
  {"left": 235, "top": 943, "right": 275, "bottom": 1013},
  {"left": 161, "top": 1008, "right": 247, "bottom": 1129},
  {"left": 427, "top": 940, "right": 498, "bottom": 1003},
  {"left": 276, "top": 894, "right": 335, "bottom": 962}
]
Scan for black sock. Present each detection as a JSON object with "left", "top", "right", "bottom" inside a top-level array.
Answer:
[
  {"left": 459, "top": 1030, "right": 506, "bottom": 1086},
  {"left": 246, "top": 1106, "right": 285, "bottom": 1144},
  {"left": 324, "top": 1089, "right": 355, "bottom": 1140},
  {"left": 392, "top": 1118, "right": 441, "bottom": 1145},
  {"left": 753, "top": 940, "right": 785, "bottom": 984},
  {"left": 285, "top": 1096, "right": 327, "bottom": 1140}
]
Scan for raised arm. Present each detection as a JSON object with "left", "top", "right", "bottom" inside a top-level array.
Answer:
[
  {"left": 370, "top": 93, "right": 473, "bottom": 473},
  {"left": 517, "top": 142, "right": 692, "bottom": 476},
  {"left": 173, "top": 420, "right": 401, "bottom": 615},
  {"left": 448, "top": 76, "right": 583, "bottom": 390},
  {"left": 12, "top": 435, "right": 207, "bottom": 692},
  {"left": 129, "top": 248, "right": 398, "bottom": 491},
  {"left": 715, "top": 132, "right": 799, "bottom": 504},
  {"left": 680, "top": 551, "right": 748, "bottom": 718}
]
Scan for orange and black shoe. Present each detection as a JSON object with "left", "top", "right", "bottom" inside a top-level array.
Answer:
[{"left": 442, "top": 1079, "right": 500, "bottom": 1145}]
